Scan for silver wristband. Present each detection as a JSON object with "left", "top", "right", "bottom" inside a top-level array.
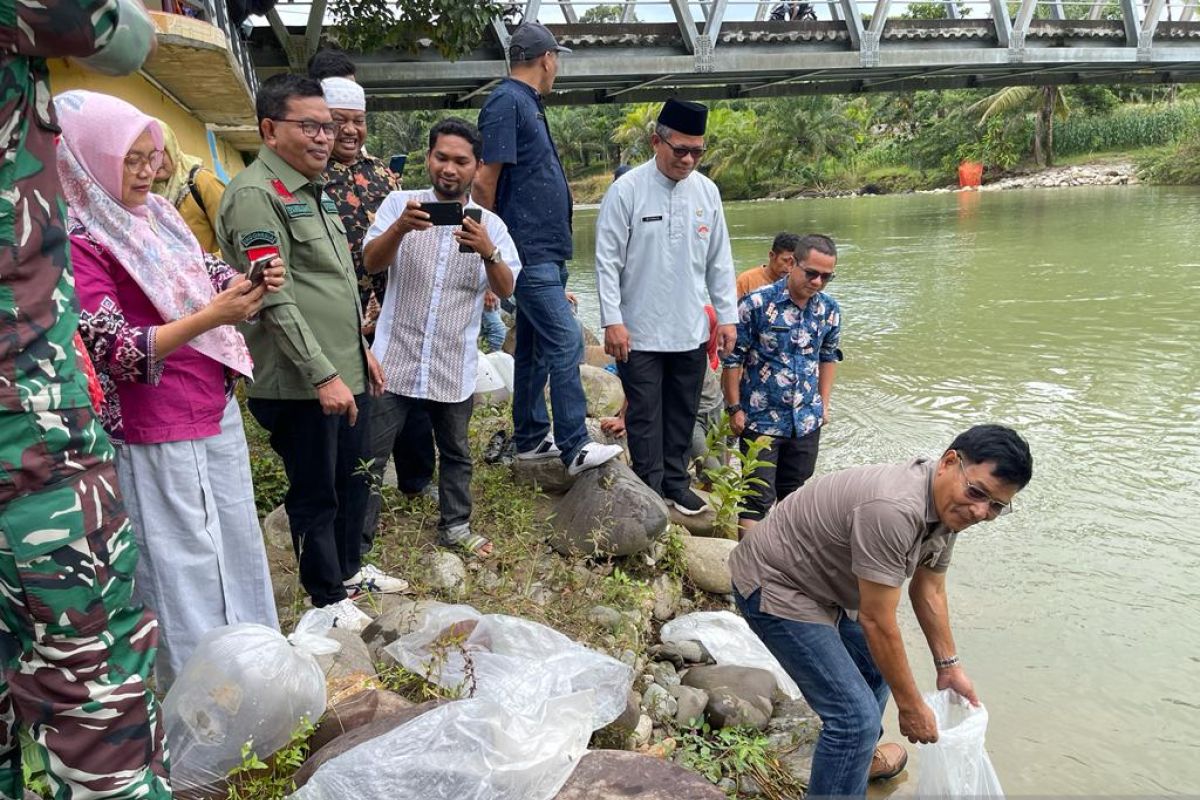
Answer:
[{"left": 934, "top": 655, "right": 961, "bottom": 670}]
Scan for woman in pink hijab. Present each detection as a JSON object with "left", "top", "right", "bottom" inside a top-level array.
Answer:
[{"left": 56, "top": 90, "right": 282, "bottom": 687}]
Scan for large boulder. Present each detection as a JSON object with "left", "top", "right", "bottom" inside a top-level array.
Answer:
[
  {"left": 511, "top": 456, "right": 576, "bottom": 495},
  {"left": 667, "top": 489, "right": 718, "bottom": 537},
  {"left": 579, "top": 364, "right": 624, "bottom": 418},
  {"left": 681, "top": 535, "right": 736, "bottom": 594},
  {"left": 583, "top": 344, "right": 614, "bottom": 369},
  {"left": 554, "top": 750, "right": 725, "bottom": 799},
  {"left": 293, "top": 700, "right": 444, "bottom": 787},
  {"left": 681, "top": 665, "right": 777, "bottom": 731},
  {"left": 361, "top": 599, "right": 449, "bottom": 664},
  {"left": 262, "top": 504, "right": 291, "bottom": 550},
  {"left": 314, "top": 626, "right": 377, "bottom": 683},
  {"left": 308, "top": 688, "right": 414, "bottom": 754},
  {"left": 549, "top": 461, "right": 669, "bottom": 558}
]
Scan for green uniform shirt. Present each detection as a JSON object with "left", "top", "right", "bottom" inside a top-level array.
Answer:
[{"left": 217, "top": 146, "right": 367, "bottom": 400}]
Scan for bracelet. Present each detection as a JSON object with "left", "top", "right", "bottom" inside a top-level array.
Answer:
[
  {"left": 314, "top": 372, "right": 339, "bottom": 389},
  {"left": 934, "top": 655, "right": 961, "bottom": 670}
]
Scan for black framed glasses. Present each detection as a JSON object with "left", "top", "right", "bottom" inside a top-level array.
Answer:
[
  {"left": 661, "top": 137, "right": 707, "bottom": 160},
  {"left": 955, "top": 451, "right": 1012, "bottom": 517},
  {"left": 273, "top": 118, "right": 338, "bottom": 138},
  {"left": 802, "top": 267, "right": 836, "bottom": 284},
  {"left": 123, "top": 150, "right": 165, "bottom": 173}
]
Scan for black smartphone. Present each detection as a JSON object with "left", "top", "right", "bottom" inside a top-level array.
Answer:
[
  {"left": 459, "top": 207, "right": 482, "bottom": 253},
  {"left": 419, "top": 201, "right": 463, "bottom": 226},
  {"left": 247, "top": 254, "right": 273, "bottom": 287},
  {"left": 389, "top": 154, "right": 407, "bottom": 174}
]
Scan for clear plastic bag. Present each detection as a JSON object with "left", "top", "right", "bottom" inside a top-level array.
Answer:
[
  {"left": 660, "top": 611, "right": 802, "bottom": 700},
  {"left": 292, "top": 605, "right": 633, "bottom": 800},
  {"left": 916, "top": 689, "right": 1005, "bottom": 798},
  {"left": 163, "top": 623, "right": 332, "bottom": 790}
]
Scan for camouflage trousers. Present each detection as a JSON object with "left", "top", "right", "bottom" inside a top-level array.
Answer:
[{"left": 0, "top": 463, "right": 172, "bottom": 800}]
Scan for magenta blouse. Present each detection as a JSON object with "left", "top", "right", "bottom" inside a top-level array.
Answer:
[{"left": 71, "top": 228, "right": 238, "bottom": 445}]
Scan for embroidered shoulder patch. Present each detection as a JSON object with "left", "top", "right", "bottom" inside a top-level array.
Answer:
[{"left": 240, "top": 230, "right": 280, "bottom": 249}]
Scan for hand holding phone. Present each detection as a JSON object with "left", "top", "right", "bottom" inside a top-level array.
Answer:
[
  {"left": 247, "top": 254, "right": 273, "bottom": 287},
  {"left": 419, "top": 201, "right": 464, "bottom": 226},
  {"left": 459, "top": 208, "right": 482, "bottom": 253}
]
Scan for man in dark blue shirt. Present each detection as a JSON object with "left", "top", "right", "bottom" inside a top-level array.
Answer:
[{"left": 476, "top": 22, "right": 621, "bottom": 476}]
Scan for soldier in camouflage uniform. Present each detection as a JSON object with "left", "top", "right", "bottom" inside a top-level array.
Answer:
[{"left": 0, "top": 1, "right": 172, "bottom": 797}]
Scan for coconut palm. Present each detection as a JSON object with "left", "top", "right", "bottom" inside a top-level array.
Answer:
[{"left": 969, "top": 85, "right": 1069, "bottom": 167}]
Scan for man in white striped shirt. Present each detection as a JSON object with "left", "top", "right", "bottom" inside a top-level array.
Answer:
[{"left": 362, "top": 118, "right": 520, "bottom": 558}]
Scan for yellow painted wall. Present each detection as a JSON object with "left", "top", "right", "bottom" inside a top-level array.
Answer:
[{"left": 48, "top": 60, "right": 248, "bottom": 179}]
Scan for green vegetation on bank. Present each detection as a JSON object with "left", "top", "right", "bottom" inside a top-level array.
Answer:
[{"left": 368, "top": 84, "right": 1200, "bottom": 201}]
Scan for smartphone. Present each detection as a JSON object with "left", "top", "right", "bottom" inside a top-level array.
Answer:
[
  {"left": 419, "top": 201, "right": 463, "bottom": 226},
  {"left": 247, "top": 254, "right": 273, "bottom": 287},
  {"left": 389, "top": 154, "right": 407, "bottom": 175},
  {"left": 459, "top": 207, "right": 482, "bottom": 253}
]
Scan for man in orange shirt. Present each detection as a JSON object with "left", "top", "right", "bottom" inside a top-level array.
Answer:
[{"left": 735, "top": 231, "right": 801, "bottom": 298}]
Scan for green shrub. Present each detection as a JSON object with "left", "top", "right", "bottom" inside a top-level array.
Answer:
[{"left": 1054, "top": 103, "right": 1200, "bottom": 157}]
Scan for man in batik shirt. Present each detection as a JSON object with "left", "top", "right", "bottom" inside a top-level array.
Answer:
[{"left": 0, "top": 0, "right": 172, "bottom": 796}]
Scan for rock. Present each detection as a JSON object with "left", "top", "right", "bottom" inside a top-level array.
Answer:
[
  {"left": 555, "top": 750, "right": 725, "bottom": 799},
  {"left": 549, "top": 461, "right": 669, "bottom": 558},
  {"left": 361, "top": 599, "right": 449, "bottom": 664},
  {"left": 579, "top": 364, "right": 624, "bottom": 418},
  {"left": 738, "top": 774, "right": 764, "bottom": 796},
  {"left": 649, "top": 639, "right": 712, "bottom": 668},
  {"left": 667, "top": 489, "right": 719, "bottom": 537},
  {"left": 501, "top": 324, "right": 517, "bottom": 356},
  {"left": 308, "top": 688, "right": 414, "bottom": 754},
  {"left": 588, "top": 605, "right": 625, "bottom": 632},
  {"left": 681, "top": 535, "right": 737, "bottom": 594},
  {"left": 294, "top": 700, "right": 444, "bottom": 787},
  {"left": 423, "top": 551, "right": 466, "bottom": 590},
  {"left": 475, "top": 568, "right": 501, "bottom": 592},
  {"left": 632, "top": 713, "right": 653, "bottom": 748},
  {"left": 649, "top": 660, "right": 680, "bottom": 689},
  {"left": 580, "top": 324, "right": 601, "bottom": 348},
  {"left": 650, "top": 574, "right": 681, "bottom": 622},
  {"left": 583, "top": 344, "right": 614, "bottom": 369},
  {"left": 314, "top": 626, "right": 377, "bottom": 682},
  {"left": 262, "top": 504, "right": 291, "bottom": 550},
  {"left": 670, "top": 684, "right": 709, "bottom": 728},
  {"left": 682, "top": 665, "right": 776, "bottom": 731},
  {"left": 642, "top": 683, "right": 677, "bottom": 725},
  {"left": 615, "top": 689, "right": 641, "bottom": 731},
  {"left": 511, "top": 456, "right": 576, "bottom": 495}
]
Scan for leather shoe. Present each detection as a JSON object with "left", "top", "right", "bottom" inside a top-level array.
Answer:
[{"left": 869, "top": 742, "right": 909, "bottom": 781}]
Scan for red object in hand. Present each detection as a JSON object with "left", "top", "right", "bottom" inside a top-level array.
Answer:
[{"left": 73, "top": 331, "right": 105, "bottom": 414}]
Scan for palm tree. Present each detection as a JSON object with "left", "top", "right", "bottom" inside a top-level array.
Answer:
[
  {"left": 611, "top": 104, "right": 660, "bottom": 163},
  {"left": 969, "top": 86, "right": 1069, "bottom": 167}
]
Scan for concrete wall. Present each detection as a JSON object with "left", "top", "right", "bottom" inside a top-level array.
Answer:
[{"left": 49, "top": 59, "right": 249, "bottom": 180}]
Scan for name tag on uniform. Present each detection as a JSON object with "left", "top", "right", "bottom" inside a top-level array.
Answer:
[
  {"left": 320, "top": 196, "right": 338, "bottom": 214},
  {"left": 285, "top": 202, "right": 314, "bottom": 218},
  {"left": 641, "top": 215, "right": 663, "bottom": 222}
]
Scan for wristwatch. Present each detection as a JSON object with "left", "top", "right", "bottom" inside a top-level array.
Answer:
[
  {"left": 483, "top": 247, "right": 502, "bottom": 265},
  {"left": 725, "top": 403, "right": 743, "bottom": 415}
]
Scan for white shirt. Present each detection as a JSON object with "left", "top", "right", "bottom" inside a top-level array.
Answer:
[
  {"left": 594, "top": 159, "right": 737, "bottom": 352},
  {"left": 365, "top": 189, "right": 521, "bottom": 403}
]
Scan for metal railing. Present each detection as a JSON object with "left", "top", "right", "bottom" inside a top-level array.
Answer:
[{"left": 201, "top": 0, "right": 260, "bottom": 94}]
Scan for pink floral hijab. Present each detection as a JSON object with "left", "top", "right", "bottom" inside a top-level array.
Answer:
[{"left": 55, "top": 90, "right": 252, "bottom": 379}]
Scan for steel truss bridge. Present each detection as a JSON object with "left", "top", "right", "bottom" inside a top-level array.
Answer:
[{"left": 250, "top": 0, "right": 1200, "bottom": 109}]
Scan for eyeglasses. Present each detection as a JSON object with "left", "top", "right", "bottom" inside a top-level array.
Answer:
[
  {"left": 955, "top": 451, "right": 1012, "bottom": 517},
  {"left": 123, "top": 150, "right": 165, "bottom": 173},
  {"left": 273, "top": 119, "right": 338, "bottom": 138},
  {"left": 802, "top": 267, "right": 836, "bottom": 284},
  {"left": 661, "top": 137, "right": 707, "bottom": 160}
]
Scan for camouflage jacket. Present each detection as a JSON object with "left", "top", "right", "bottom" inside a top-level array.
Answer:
[
  {"left": 0, "top": 0, "right": 153, "bottom": 548},
  {"left": 322, "top": 154, "right": 400, "bottom": 314}
]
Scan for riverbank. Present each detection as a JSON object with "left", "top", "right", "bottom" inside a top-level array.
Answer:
[{"left": 569, "top": 157, "right": 1139, "bottom": 203}]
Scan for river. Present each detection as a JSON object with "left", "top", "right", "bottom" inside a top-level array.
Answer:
[{"left": 563, "top": 185, "right": 1200, "bottom": 795}]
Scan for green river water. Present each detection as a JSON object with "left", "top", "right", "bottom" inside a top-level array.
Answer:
[{"left": 565, "top": 185, "right": 1200, "bottom": 795}]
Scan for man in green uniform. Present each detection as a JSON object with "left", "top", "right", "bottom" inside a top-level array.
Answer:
[
  {"left": 0, "top": 0, "right": 172, "bottom": 797},
  {"left": 217, "top": 74, "right": 386, "bottom": 632}
]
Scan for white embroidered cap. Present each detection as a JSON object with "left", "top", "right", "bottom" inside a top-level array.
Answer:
[{"left": 321, "top": 77, "right": 365, "bottom": 112}]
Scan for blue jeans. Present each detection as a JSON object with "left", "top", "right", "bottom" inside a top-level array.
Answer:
[
  {"left": 735, "top": 589, "right": 890, "bottom": 798},
  {"left": 480, "top": 308, "right": 506, "bottom": 353},
  {"left": 511, "top": 261, "right": 589, "bottom": 463}
]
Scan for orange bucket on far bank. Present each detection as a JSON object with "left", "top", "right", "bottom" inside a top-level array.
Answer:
[{"left": 958, "top": 160, "right": 984, "bottom": 189}]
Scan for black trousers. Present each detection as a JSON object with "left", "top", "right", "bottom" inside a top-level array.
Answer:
[
  {"left": 247, "top": 394, "right": 372, "bottom": 607},
  {"left": 392, "top": 405, "right": 436, "bottom": 494},
  {"left": 365, "top": 392, "right": 474, "bottom": 543},
  {"left": 739, "top": 427, "right": 822, "bottom": 521},
  {"left": 617, "top": 346, "right": 708, "bottom": 498}
]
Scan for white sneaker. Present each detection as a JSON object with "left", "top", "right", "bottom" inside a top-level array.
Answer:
[
  {"left": 326, "top": 597, "right": 372, "bottom": 633},
  {"left": 344, "top": 563, "right": 410, "bottom": 596},
  {"left": 516, "top": 435, "right": 562, "bottom": 461},
  {"left": 567, "top": 442, "right": 623, "bottom": 476}
]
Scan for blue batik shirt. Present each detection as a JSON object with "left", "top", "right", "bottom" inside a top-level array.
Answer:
[{"left": 724, "top": 279, "right": 843, "bottom": 438}]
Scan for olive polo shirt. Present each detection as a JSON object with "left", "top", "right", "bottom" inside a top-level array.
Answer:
[
  {"left": 729, "top": 458, "right": 957, "bottom": 626},
  {"left": 216, "top": 146, "right": 367, "bottom": 400}
]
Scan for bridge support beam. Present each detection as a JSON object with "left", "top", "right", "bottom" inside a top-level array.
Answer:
[
  {"left": 1183, "top": 0, "right": 1198, "bottom": 22},
  {"left": 1138, "top": 0, "right": 1168, "bottom": 58},
  {"left": 669, "top": 0, "right": 701, "bottom": 53},
  {"left": 862, "top": 0, "right": 893, "bottom": 66},
  {"left": 1119, "top": 0, "right": 1142, "bottom": 45},
  {"left": 1010, "top": 0, "right": 1038, "bottom": 60},
  {"left": 990, "top": 0, "right": 1012, "bottom": 47},
  {"left": 837, "top": 0, "right": 866, "bottom": 49}
]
